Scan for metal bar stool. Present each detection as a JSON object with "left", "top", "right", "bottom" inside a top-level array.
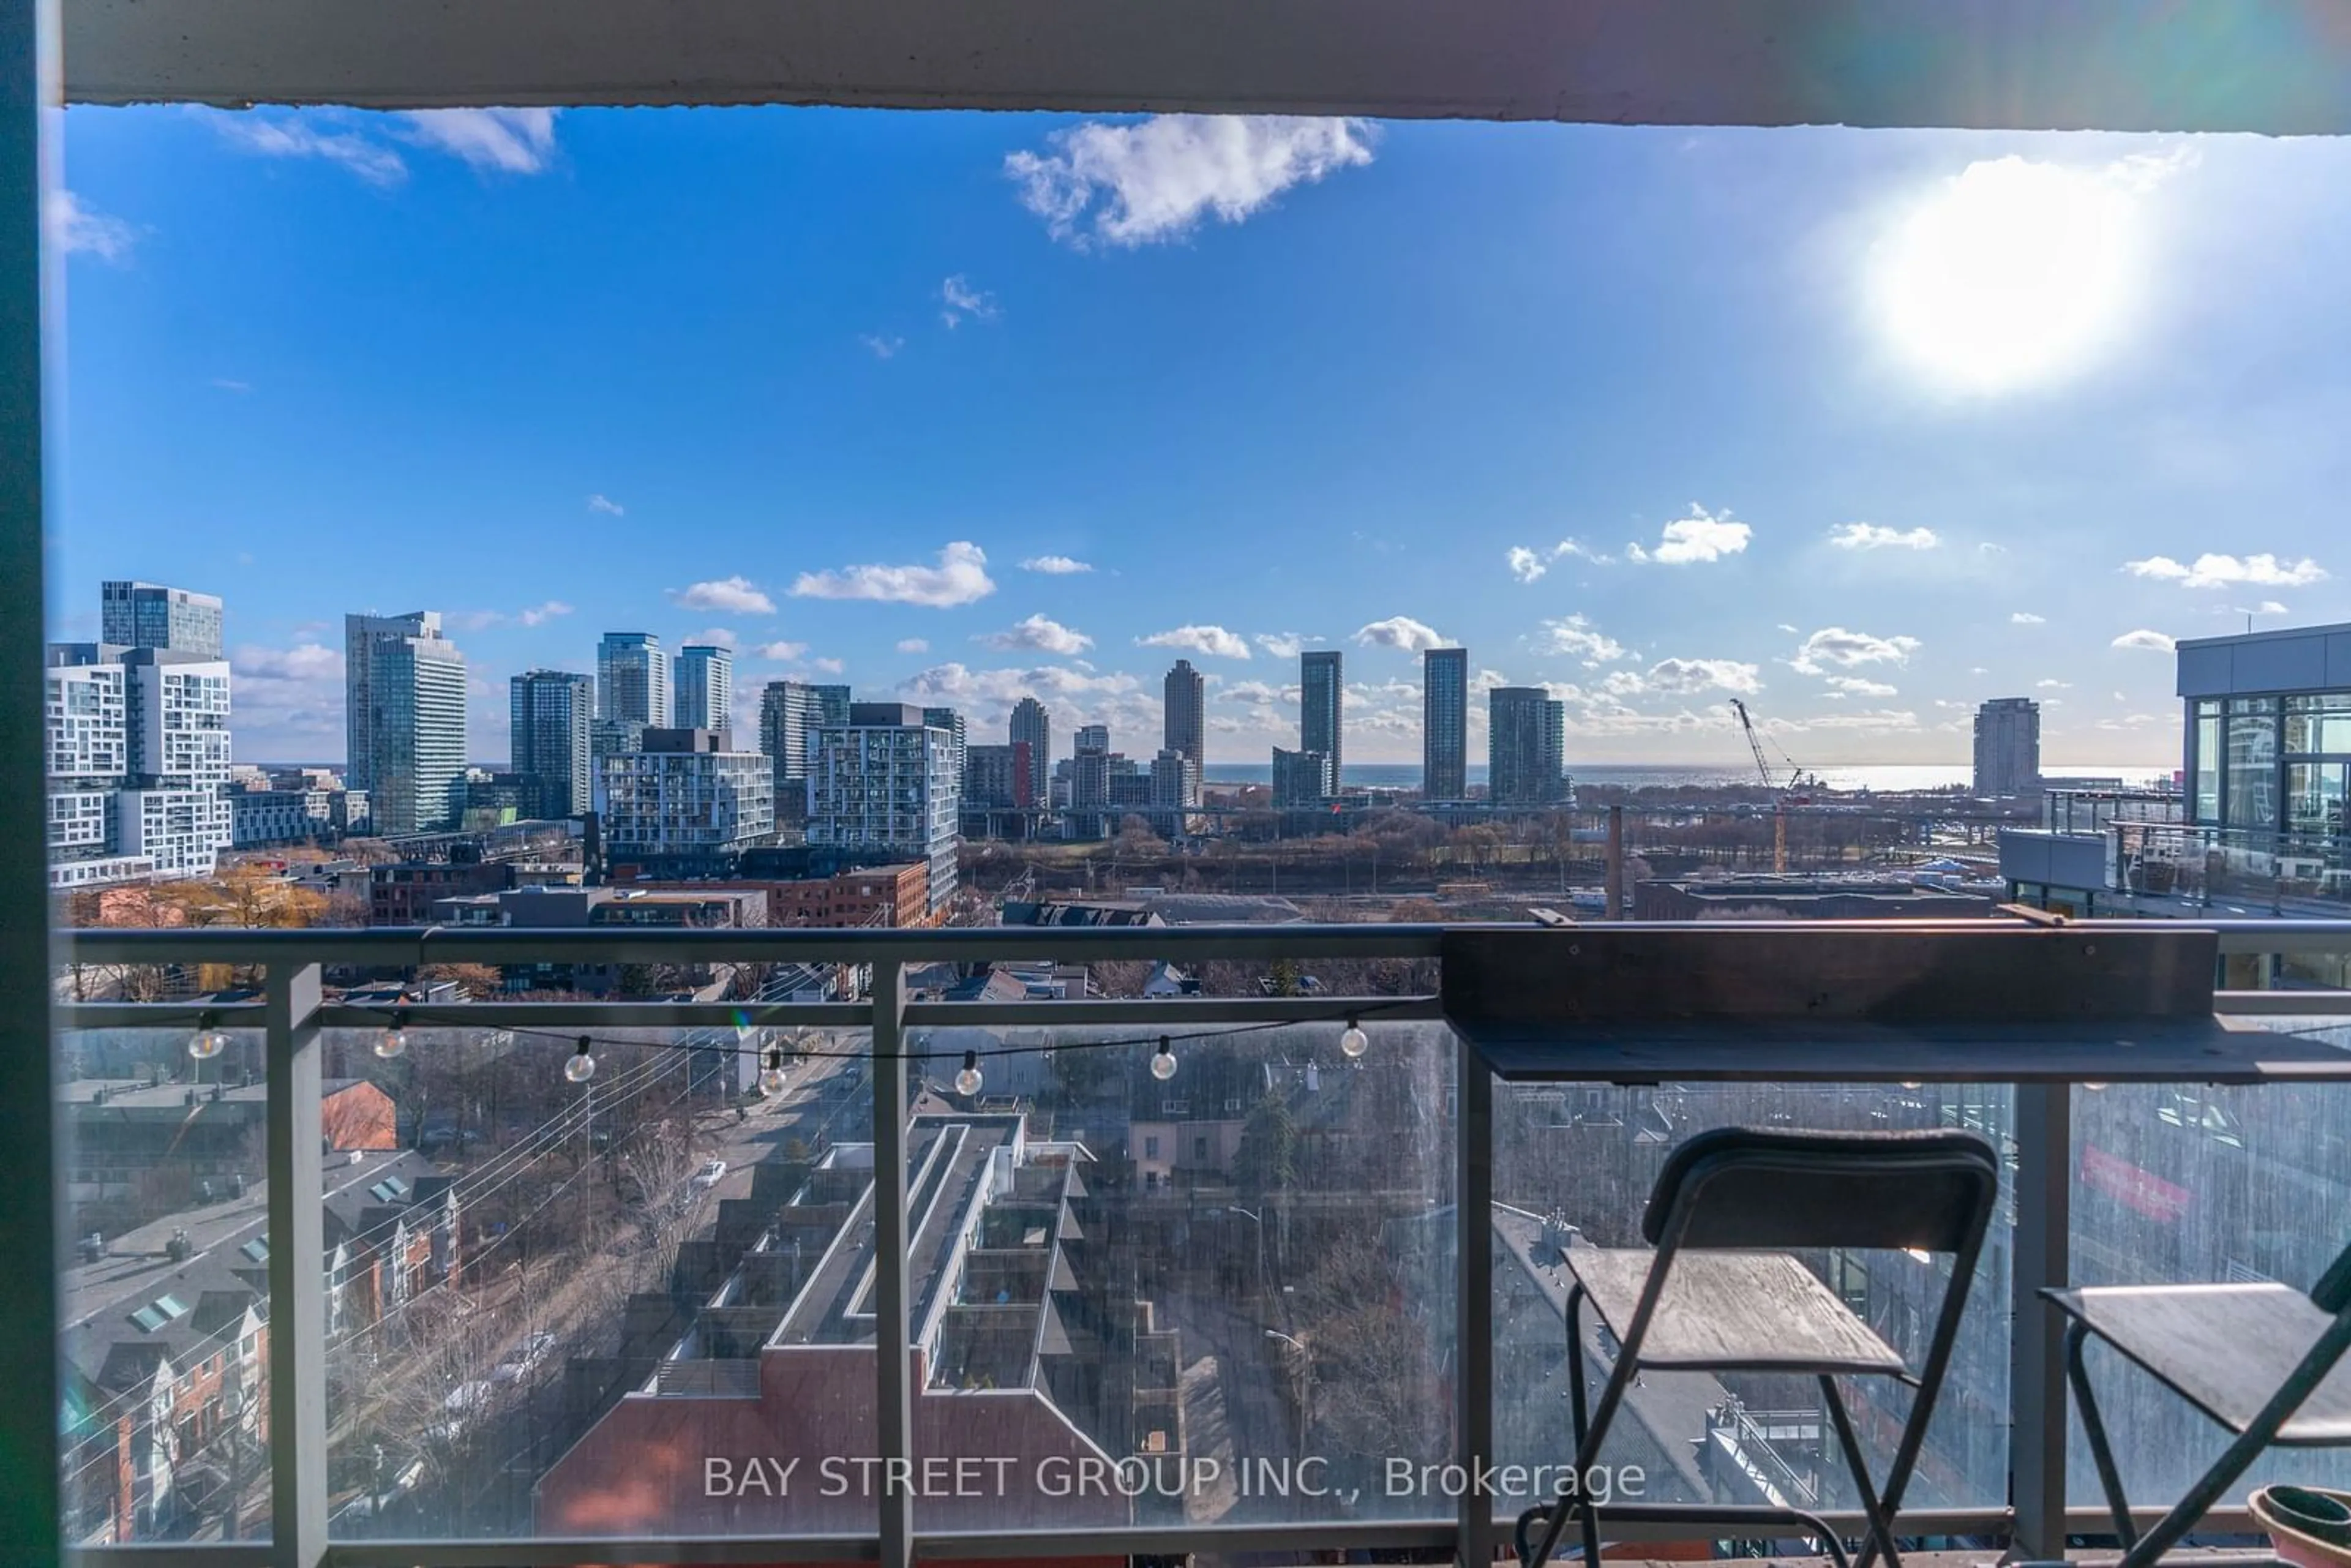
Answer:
[{"left": 1517, "top": 1127, "right": 2001, "bottom": 1568}]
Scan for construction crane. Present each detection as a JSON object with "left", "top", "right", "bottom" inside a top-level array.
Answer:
[{"left": 1729, "top": 698, "right": 1805, "bottom": 874}]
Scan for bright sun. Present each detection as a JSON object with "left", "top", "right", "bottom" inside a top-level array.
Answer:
[{"left": 1871, "top": 156, "right": 2140, "bottom": 393}]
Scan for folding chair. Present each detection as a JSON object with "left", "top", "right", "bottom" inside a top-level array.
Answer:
[
  {"left": 1517, "top": 1127, "right": 2001, "bottom": 1568},
  {"left": 2044, "top": 1234, "right": 2351, "bottom": 1568}
]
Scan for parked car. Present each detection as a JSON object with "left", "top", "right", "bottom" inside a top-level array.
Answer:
[{"left": 692, "top": 1158, "right": 728, "bottom": 1190}]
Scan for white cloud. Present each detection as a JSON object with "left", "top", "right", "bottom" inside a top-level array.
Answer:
[
  {"left": 519, "top": 600, "right": 572, "bottom": 628},
  {"left": 791, "top": 541, "right": 996, "bottom": 608},
  {"left": 811, "top": 657, "right": 846, "bottom": 675},
  {"left": 397, "top": 108, "right": 559, "bottom": 174},
  {"left": 896, "top": 638, "right": 930, "bottom": 654},
  {"left": 1006, "top": 114, "right": 1375, "bottom": 249},
  {"left": 1254, "top": 632, "right": 1313, "bottom": 659},
  {"left": 1640, "top": 658, "right": 1763, "bottom": 696},
  {"left": 2124, "top": 552, "right": 2327, "bottom": 589},
  {"left": 230, "top": 643, "right": 347, "bottom": 750},
  {"left": 687, "top": 626, "right": 740, "bottom": 650},
  {"left": 898, "top": 661, "right": 1153, "bottom": 738},
  {"left": 587, "top": 493, "right": 624, "bottom": 516},
  {"left": 1626, "top": 505, "right": 1751, "bottom": 565},
  {"left": 1138, "top": 625, "right": 1251, "bottom": 659},
  {"left": 860, "top": 334, "right": 906, "bottom": 359},
  {"left": 1823, "top": 675, "right": 1899, "bottom": 698},
  {"left": 981, "top": 614, "right": 1095, "bottom": 656},
  {"left": 2112, "top": 629, "right": 2177, "bottom": 652},
  {"left": 1779, "top": 708, "right": 1923, "bottom": 733},
  {"left": 753, "top": 640, "right": 809, "bottom": 662},
  {"left": 234, "top": 643, "right": 342, "bottom": 681},
  {"left": 2010, "top": 611, "right": 2045, "bottom": 625},
  {"left": 670, "top": 576, "right": 778, "bottom": 615},
  {"left": 1506, "top": 539, "right": 1616, "bottom": 582},
  {"left": 1020, "top": 555, "right": 1093, "bottom": 575},
  {"left": 2097, "top": 711, "right": 2172, "bottom": 732},
  {"left": 1790, "top": 626, "right": 1922, "bottom": 675},
  {"left": 1218, "top": 680, "right": 1291, "bottom": 707},
  {"left": 1354, "top": 616, "right": 1446, "bottom": 653},
  {"left": 2036, "top": 678, "right": 2071, "bottom": 689},
  {"left": 209, "top": 111, "right": 409, "bottom": 186},
  {"left": 46, "top": 191, "right": 137, "bottom": 262},
  {"left": 940, "top": 275, "right": 999, "bottom": 329},
  {"left": 1829, "top": 522, "right": 1940, "bottom": 551},
  {"left": 1540, "top": 614, "right": 1629, "bottom": 666}
]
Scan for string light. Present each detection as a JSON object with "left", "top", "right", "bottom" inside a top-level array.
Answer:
[
  {"left": 378, "top": 995, "right": 1417, "bottom": 1089},
  {"left": 758, "top": 1046, "right": 787, "bottom": 1098},
  {"left": 187, "top": 1010, "right": 229, "bottom": 1061},
  {"left": 955, "top": 1049, "right": 984, "bottom": 1097},
  {"left": 377, "top": 1006, "right": 410, "bottom": 1060},
  {"left": 1339, "top": 1018, "right": 1369, "bottom": 1059}
]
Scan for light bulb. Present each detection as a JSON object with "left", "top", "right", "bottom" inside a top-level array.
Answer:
[
  {"left": 564, "top": 1037, "right": 598, "bottom": 1084},
  {"left": 1340, "top": 1020, "right": 1369, "bottom": 1059},
  {"left": 1899, "top": 1081, "right": 1923, "bottom": 1091},
  {"left": 376, "top": 1009, "right": 410, "bottom": 1060},
  {"left": 955, "top": 1049, "right": 984, "bottom": 1097},
  {"left": 187, "top": 1013, "right": 228, "bottom": 1061},
  {"left": 1150, "top": 1037, "right": 1179, "bottom": 1081},
  {"left": 759, "top": 1048, "right": 787, "bottom": 1097}
]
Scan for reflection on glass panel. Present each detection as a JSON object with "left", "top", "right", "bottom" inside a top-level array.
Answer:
[
  {"left": 2067, "top": 1024, "right": 2351, "bottom": 1509},
  {"left": 58, "top": 1027, "right": 273, "bottom": 1546},
  {"left": 2286, "top": 762, "right": 2350, "bottom": 841},
  {"left": 1491, "top": 1082, "right": 2014, "bottom": 1523},
  {"left": 2284, "top": 694, "right": 2351, "bottom": 757},
  {"left": 321, "top": 1024, "right": 876, "bottom": 1540},
  {"left": 2226, "top": 699, "right": 2281, "bottom": 831},
  {"left": 907, "top": 1022, "right": 1454, "bottom": 1530}
]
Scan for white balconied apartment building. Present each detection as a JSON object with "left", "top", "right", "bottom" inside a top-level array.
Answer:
[
  {"left": 599, "top": 727, "right": 775, "bottom": 869},
  {"left": 807, "top": 703, "right": 961, "bottom": 914},
  {"left": 44, "top": 644, "right": 231, "bottom": 883}
]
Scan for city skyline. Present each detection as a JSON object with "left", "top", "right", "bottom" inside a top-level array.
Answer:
[{"left": 50, "top": 110, "right": 2351, "bottom": 765}]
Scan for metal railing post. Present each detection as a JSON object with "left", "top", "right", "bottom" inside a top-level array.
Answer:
[
  {"left": 265, "top": 962, "right": 328, "bottom": 1567},
  {"left": 869, "top": 959, "right": 913, "bottom": 1568},
  {"left": 2009, "top": 1083, "right": 2071, "bottom": 1561},
  {"left": 1457, "top": 1033, "right": 1493, "bottom": 1567}
]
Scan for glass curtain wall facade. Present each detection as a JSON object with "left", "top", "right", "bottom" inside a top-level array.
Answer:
[{"left": 2188, "top": 694, "right": 2351, "bottom": 842}]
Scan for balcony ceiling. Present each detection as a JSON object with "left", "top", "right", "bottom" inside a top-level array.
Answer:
[{"left": 61, "top": 0, "right": 2351, "bottom": 132}]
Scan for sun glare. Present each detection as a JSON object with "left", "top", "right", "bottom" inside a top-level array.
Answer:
[{"left": 1871, "top": 156, "right": 2140, "bottom": 394}]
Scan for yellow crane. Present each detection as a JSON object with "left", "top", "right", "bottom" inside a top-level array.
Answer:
[{"left": 1728, "top": 698, "right": 1806, "bottom": 874}]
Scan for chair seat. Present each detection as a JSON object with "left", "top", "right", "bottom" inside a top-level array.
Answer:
[
  {"left": 2045, "top": 1283, "right": 2351, "bottom": 1444},
  {"left": 1565, "top": 1247, "right": 1907, "bottom": 1374}
]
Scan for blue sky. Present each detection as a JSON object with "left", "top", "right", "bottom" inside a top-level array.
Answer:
[{"left": 46, "top": 106, "right": 2351, "bottom": 768}]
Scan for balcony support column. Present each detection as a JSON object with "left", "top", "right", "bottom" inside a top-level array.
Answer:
[
  {"left": 1455, "top": 1036, "right": 1493, "bottom": 1567},
  {"left": 2008, "top": 1082, "right": 2071, "bottom": 1561},
  {"left": 266, "top": 961, "right": 329, "bottom": 1567},
  {"left": 870, "top": 959, "right": 913, "bottom": 1568}
]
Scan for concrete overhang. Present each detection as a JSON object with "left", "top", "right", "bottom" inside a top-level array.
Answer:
[{"left": 58, "top": 0, "right": 2351, "bottom": 131}]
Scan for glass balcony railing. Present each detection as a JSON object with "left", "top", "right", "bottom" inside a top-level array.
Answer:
[{"left": 42, "top": 918, "right": 2351, "bottom": 1566}]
